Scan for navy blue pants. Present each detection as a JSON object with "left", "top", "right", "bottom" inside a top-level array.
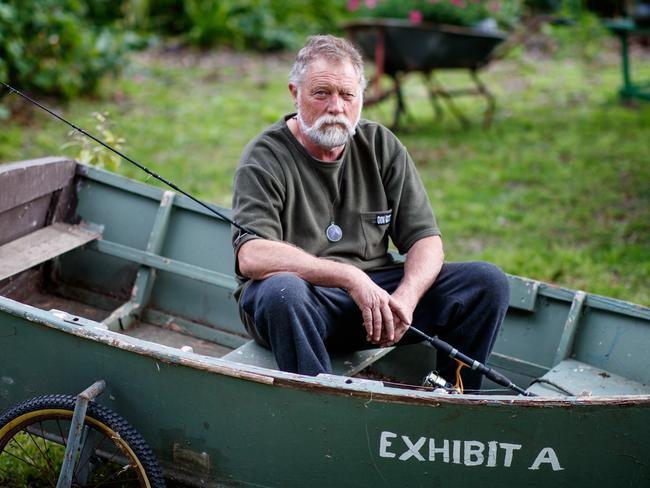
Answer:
[{"left": 240, "top": 262, "right": 509, "bottom": 391}]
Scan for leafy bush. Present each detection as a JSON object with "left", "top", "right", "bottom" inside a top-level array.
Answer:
[
  {"left": 346, "top": 0, "right": 522, "bottom": 30},
  {"left": 542, "top": 7, "right": 609, "bottom": 60},
  {"left": 81, "top": 0, "right": 347, "bottom": 50},
  {"left": 0, "top": 0, "right": 134, "bottom": 98},
  {"left": 179, "top": 0, "right": 348, "bottom": 50}
]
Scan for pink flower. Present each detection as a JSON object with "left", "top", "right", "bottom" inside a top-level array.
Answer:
[
  {"left": 347, "top": 0, "right": 360, "bottom": 11},
  {"left": 364, "top": 0, "right": 377, "bottom": 7},
  {"left": 489, "top": 1, "right": 501, "bottom": 12},
  {"left": 450, "top": 0, "right": 465, "bottom": 7},
  {"left": 409, "top": 9, "right": 423, "bottom": 23}
]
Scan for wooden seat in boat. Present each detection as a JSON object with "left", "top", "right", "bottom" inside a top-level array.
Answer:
[
  {"left": 0, "top": 222, "right": 101, "bottom": 281},
  {"left": 527, "top": 359, "right": 650, "bottom": 397},
  {"left": 0, "top": 157, "right": 102, "bottom": 283},
  {"left": 223, "top": 339, "right": 395, "bottom": 377}
]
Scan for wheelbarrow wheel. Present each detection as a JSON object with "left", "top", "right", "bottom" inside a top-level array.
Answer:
[{"left": 0, "top": 394, "right": 166, "bottom": 487}]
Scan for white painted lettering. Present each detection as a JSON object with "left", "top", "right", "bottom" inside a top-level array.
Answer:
[
  {"left": 399, "top": 436, "right": 426, "bottom": 461},
  {"left": 499, "top": 443, "right": 522, "bottom": 467},
  {"left": 378, "top": 431, "right": 563, "bottom": 473},
  {"left": 529, "top": 447, "right": 564, "bottom": 471},
  {"left": 452, "top": 440, "right": 462, "bottom": 464},
  {"left": 464, "top": 441, "right": 485, "bottom": 466},
  {"left": 379, "top": 431, "right": 396, "bottom": 458},
  {"left": 486, "top": 441, "right": 498, "bottom": 467},
  {"left": 428, "top": 439, "right": 450, "bottom": 463}
]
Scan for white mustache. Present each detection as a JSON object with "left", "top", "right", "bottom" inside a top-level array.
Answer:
[{"left": 312, "top": 115, "right": 355, "bottom": 133}]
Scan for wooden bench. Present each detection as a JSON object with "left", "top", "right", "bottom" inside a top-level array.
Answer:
[
  {"left": 223, "top": 340, "right": 395, "bottom": 377},
  {"left": 0, "top": 158, "right": 102, "bottom": 284},
  {"left": 0, "top": 222, "right": 101, "bottom": 281},
  {"left": 527, "top": 359, "right": 650, "bottom": 397}
]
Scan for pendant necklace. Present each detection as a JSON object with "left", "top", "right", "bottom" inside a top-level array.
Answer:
[
  {"left": 326, "top": 221, "right": 343, "bottom": 243},
  {"left": 293, "top": 116, "right": 345, "bottom": 242}
]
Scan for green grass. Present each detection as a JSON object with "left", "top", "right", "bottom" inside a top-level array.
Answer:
[{"left": 1, "top": 41, "right": 648, "bottom": 306}]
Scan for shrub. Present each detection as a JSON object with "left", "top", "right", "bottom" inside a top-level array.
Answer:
[
  {"left": 96, "top": 0, "right": 348, "bottom": 50},
  {"left": 0, "top": 0, "right": 133, "bottom": 98},
  {"left": 181, "top": 0, "right": 349, "bottom": 50}
]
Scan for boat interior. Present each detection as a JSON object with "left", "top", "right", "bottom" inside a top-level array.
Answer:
[{"left": 1, "top": 157, "right": 649, "bottom": 398}]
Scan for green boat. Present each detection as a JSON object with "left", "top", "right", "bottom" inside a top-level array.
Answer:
[{"left": 0, "top": 157, "right": 649, "bottom": 487}]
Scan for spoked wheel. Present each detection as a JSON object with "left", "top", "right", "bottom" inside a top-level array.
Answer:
[{"left": 0, "top": 394, "right": 166, "bottom": 487}]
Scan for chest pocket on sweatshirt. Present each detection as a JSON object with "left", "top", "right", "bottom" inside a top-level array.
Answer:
[{"left": 359, "top": 210, "right": 392, "bottom": 260}]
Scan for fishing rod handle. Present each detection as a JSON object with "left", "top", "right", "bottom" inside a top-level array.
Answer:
[{"left": 409, "top": 325, "right": 534, "bottom": 396}]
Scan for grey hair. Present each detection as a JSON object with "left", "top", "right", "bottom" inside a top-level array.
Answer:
[{"left": 289, "top": 35, "right": 367, "bottom": 92}]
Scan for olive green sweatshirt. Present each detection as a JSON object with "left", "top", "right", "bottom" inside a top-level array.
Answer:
[{"left": 231, "top": 114, "right": 440, "bottom": 291}]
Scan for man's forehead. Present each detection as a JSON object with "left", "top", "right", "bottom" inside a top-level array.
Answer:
[{"left": 304, "top": 58, "right": 360, "bottom": 86}]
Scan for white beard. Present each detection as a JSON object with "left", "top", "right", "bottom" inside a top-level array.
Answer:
[{"left": 297, "top": 112, "right": 359, "bottom": 149}]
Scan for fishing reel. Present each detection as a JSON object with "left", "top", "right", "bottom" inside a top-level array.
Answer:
[{"left": 422, "top": 371, "right": 461, "bottom": 395}]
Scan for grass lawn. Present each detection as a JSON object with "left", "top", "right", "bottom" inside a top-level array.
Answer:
[{"left": 1, "top": 38, "right": 648, "bottom": 305}]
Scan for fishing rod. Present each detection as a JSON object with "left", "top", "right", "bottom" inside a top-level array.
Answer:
[
  {"left": 0, "top": 81, "right": 255, "bottom": 237},
  {"left": 409, "top": 326, "right": 535, "bottom": 396},
  {"left": 3, "top": 81, "right": 532, "bottom": 396}
]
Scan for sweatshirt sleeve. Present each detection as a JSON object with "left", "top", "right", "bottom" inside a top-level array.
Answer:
[
  {"left": 231, "top": 145, "right": 286, "bottom": 263},
  {"left": 383, "top": 139, "right": 441, "bottom": 254}
]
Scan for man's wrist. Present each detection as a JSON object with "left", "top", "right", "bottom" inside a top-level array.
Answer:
[{"left": 393, "top": 284, "right": 421, "bottom": 310}]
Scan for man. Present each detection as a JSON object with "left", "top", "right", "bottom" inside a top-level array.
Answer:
[{"left": 231, "top": 35, "right": 509, "bottom": 392}]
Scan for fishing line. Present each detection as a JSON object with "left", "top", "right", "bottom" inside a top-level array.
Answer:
[
  {"left": 0, "top": 81, "right": 256, "bottom": 236},
  {"left": 2, "top": 81, "right": 532, "bottom": 396}
]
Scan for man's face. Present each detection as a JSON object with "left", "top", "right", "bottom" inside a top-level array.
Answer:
[{"left": 291, "top": 58, "right": 363, "bottom": 149}]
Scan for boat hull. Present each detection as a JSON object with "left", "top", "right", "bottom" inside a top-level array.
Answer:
[{"left": 1, "top": 300, "right": 648, "bottom": 487}]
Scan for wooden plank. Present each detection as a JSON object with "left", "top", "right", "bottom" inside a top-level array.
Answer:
[
  {"left": 553, "top": 290, "right": 587, "bottom": 365},
  {"left": 142, "top": 309, "right": 249, "bottom": 350},
  {"left": 508, "top": 275, "right": 539, "bottom": 311},
  {"left": 222, "top": 340, "right": 279, "bottom": 370},
  {"left": 0, "top": 194, "right": 52, "bottom": 246},
  {"left": 223, "top": 339, "right": 394, "bottom": 377},
  {"left": 122, "top": 323, "right": 233, "bottom": 359},
  {"left": 90, "top": 240, "right": 238, "bottom": 290},
  {"left": 0, "top": 223, "right": 101, "bottom": 281},
  {"left": 332, "top": 347, "right": 395, "bottom": 376},
  {"left": 102, "top": 191, "right": 176, "bottom": 331},
  {"left": 0, "top": 157, "right": 76, "bottom": 214},
  {"left": 527, "top": 359, "right": 650, "bottom": 397}
]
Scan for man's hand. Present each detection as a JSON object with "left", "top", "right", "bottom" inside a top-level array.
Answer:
[
  {"left": 346, "top": 271, "right": 410, "bottom": 345},
  {"left": 375, "top": 235, "right": 445, "bottom": 347},
  {"left": 377, "top": 290, "right": 419, "bottom": 347}
]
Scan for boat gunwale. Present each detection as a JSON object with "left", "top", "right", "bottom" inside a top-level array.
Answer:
[{"left": 2, "top": 295, "right": 650, "bottom": 408}]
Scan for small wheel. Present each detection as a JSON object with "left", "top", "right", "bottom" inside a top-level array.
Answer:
[{"left": 0, "top": 394, "right": 166, "bottom": 487}]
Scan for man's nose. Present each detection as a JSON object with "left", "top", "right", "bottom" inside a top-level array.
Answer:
[{"left": 327, "top": 94, "right": 345, "bottom": 114}]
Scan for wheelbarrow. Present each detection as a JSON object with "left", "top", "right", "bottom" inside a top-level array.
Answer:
[{"left": 344, "top": 19, "right": 507, "bottom": 129}]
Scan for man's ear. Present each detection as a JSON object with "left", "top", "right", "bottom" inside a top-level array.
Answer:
[{"left": 288, "top": 83, "right": 298, "bottom": 107}]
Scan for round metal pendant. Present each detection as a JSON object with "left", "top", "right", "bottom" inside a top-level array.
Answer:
[{"left": 326, "top": 223, "right": 343, "bottom": 242}]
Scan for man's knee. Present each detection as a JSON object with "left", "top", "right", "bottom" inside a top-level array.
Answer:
[
  {"left": 254, "top": 273, "right": 312, "bottom": 313},
  {"left": 464, "top": 262, "right": 510, "bottom": 307}
]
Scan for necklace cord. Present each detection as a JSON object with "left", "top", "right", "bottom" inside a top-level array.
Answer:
[{"left": 307, "top": 161, "right": 346, "bottom": 241}]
